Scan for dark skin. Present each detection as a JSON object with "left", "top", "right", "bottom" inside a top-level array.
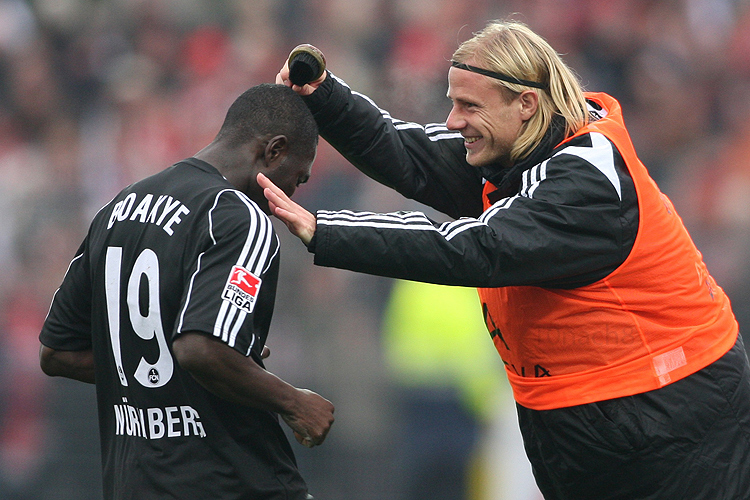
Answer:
[
  {"left": 195, "top": 134, "right": 314, "bottom": 212},
  {"left": 39, "top": 132, "right": 333, "bottom": 448},
  {"left": 39, "top": 347, "right": 95, "bottom": 383}
]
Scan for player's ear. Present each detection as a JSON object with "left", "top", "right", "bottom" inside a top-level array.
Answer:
[
  {"left": 519, "top": 90, "right": 539, "bottom": 121},
  {"left": 263, "top": 135, "right": 288, "bottom": 168}
]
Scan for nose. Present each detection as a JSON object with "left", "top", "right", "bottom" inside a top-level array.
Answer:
[{"left": 445, "top": 105, "right": 464, "bottom": 131}]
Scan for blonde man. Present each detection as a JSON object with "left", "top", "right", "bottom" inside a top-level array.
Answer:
[{"left": 266, "top": 21, "right": 750, "bottom": 499}]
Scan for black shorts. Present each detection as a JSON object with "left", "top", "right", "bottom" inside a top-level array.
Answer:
[{"left": 517, "top": 334, "right": 750, "bottom": 499}]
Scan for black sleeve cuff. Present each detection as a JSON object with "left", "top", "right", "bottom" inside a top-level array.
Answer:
[
  {"left": 301, "top": 71, "right": 349, "bottom": 134},
  {"left": 301, "top": 70, "right": 335, "bottom": 115},
  {"left": 306, "top": 232, "right": 317, "bottom": 253}
]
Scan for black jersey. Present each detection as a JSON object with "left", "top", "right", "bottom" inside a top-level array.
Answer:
[{"left": 40, "top": 158, "right": 309, "bottom": 500}]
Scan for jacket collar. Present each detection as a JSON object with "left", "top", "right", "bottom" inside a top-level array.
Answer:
[{"left": 483, "top": 114, "right": 567, "bottom": 203}]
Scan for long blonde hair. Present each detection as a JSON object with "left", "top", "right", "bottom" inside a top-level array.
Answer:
[{"left": 452, "top": 21, "right": 588, "bottom": 163}]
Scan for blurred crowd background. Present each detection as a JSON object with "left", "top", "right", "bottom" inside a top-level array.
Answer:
[{"left": 1, "top": 0, "right": 749, "bottom": 499}]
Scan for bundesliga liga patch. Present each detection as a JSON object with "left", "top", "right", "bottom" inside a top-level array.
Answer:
[{"left": 222, "top": 265, "right": 261, "bottom": 313}]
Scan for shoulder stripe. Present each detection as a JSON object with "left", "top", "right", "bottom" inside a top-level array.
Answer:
[
  {"left": 345, "top": 87, "right": 462, "bottom": 143},
  {"left": 178, "top": 251, "right": 206, "bottom": 334},
  {"left": 319, "top": 209, "right": 433, "bottom": 224},
  {"left": 425, "top": 123, "right": 449, "bottom": 133},
  {"left": 45, "top": 251, "right": 86, "bottom": 319},
  {"left": 218, "top": 190, "right": 274, "bottom": 348},
  {"left": 178, "top": 189, "right": 276, "bottom": 349},
  {"left": 318, "top": 209, "right": 438, "bottom": 232},
  {"left": 316, "top": 194, "right": 520, "bottom": 244},
  {"left": 262, "top": 234, "right": 281, "bottom": 275},
  {"left": 441, "top": 195, "right": 519, "bottom": 241},
  {"left": 428, "top": 132, "right": 464, "bottom": 142},
  {"left": 521, "top": 160, "right": 548, "bottom": 198},
  {"left": 554, "top": 132, "right": 621, "bottom": 200}
]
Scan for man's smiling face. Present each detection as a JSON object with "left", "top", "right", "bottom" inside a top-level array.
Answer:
[{"left": 445, "top": 65, "right": 527, "bottom": 168}]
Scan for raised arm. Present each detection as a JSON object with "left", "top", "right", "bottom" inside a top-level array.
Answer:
[
  {"left": 277, "top": 50, "right": 485, "bottom": 219},
  {"left": 262, "top": 137, "right": 635, "bottom": 289}
]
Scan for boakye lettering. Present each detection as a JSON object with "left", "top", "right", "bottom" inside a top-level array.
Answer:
[{"left": 107, "top": 192, "right": 190, "bottom": 235}]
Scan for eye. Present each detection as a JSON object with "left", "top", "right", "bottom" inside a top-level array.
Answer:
[{"left": 454, "top": 99, "right": 477, "bottom": 111}]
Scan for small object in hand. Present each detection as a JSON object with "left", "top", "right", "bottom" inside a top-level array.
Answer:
[{"left": 287, "top": 44, "right": 326, "bottom": 87}]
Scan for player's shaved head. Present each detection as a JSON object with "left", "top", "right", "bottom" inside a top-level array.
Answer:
[{"left": 217, "top": 83, "right": 318, "bottom": 156}]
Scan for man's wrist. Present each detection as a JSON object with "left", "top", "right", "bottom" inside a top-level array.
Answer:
[
  {"left": 301, "top": 70, "right": 333, "bottom": 113},
  {"left": 306, "top": 232, "right": 317, "bottom": 253}
]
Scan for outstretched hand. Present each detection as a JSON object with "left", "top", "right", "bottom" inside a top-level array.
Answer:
[{"left": 258, "top": 173, "right": 317, "bottom": 246}]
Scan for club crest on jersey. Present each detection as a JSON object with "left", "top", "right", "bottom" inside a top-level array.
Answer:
[{"left": 222, "top": 265, "right": 261, "bottom": 313}]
